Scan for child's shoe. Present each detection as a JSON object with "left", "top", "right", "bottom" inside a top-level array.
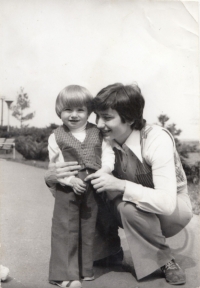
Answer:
[
  {"left": 50, "top": 280, "right": 82, "bottom": 288},
  {"left": 0, "top": 265, "right": 10, "bottom": 281},
  {"left": 82, "top": 275, "right": 95, "bottom": 281}
]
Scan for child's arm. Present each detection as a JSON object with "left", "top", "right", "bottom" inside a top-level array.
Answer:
[
  {"left": 48, "top": 133, "right": 75, "bottom": 195},
  {"left": 96, "top": 165, "right": 112, "bottom": 175},
  {"left": 100, "top": 139, "right": 115, "bottom": 173},
  {"left": 48, "top": 133, "right": 63, "bottom": 162},
  {"left": 47, "top": 133, "right": 60, "bottom": 196},
  {"left": 91, "top": 140, "right": 115, "bottom": 178}
]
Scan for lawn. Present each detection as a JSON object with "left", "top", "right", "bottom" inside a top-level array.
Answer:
[
  {"left": 186, "top": 152, "right": 200, "bottom": 215},
  {"left": 188, "top": 183, "right": 200, "bottom": 215}
]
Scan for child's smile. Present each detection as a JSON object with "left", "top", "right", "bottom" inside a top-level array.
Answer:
[{"left": 61, "top": 106, "right": 88, "bottom": 130}]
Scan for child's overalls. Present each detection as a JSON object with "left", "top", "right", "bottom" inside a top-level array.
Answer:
[{"left": 49, "top": 123, "right": 102, "bottom": 281}]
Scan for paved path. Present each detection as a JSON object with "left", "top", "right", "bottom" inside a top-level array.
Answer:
[{"left": 0, "top": 160, "right": 199, "bottom": 288}]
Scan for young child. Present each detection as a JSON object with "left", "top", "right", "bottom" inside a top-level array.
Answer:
[{"left": 48, "top": 85, "right": 115, "bottom": 288}]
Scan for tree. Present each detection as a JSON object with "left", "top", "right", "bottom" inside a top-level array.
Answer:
[
  {"left": 12, "top": 87, "right": 35, "bottom": 128},
  {"left": 157, "top": 114, "right": 169, "bottom": 127},
  {"left": 157, "top": 114, "right": 181, "bottom": 139},
  {"left": 156, "top": 114, "right": 200, "bottom": 181},
  {"left": 157, "top": 113, "right": 187, "bottom": 159},
  {"left": 166, "top": 123, "right": 182, "bottom": 138}
]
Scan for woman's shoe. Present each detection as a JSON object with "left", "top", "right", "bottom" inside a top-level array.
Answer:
[
  {"left": 49, "top": 280, "right": 82, "bottom": 288},
  {"left": 0, "top": 265, "right": 10, "bottom": 281},
  {"left": 161, "top": 259, "right": 186, "bottom": 285}
]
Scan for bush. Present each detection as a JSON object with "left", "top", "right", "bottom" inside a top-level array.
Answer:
[
  {"left": 15, "top": 135, "right": 48, "bottom": 160},
  {"left": 183, "top": 161, "right": 200, "bottom": 185},
  {"left": 0, "top": 124, "right": 58, "bottom": 161},
  {"left": 174, "top": 139, "right": 200, "bottom": 184}
]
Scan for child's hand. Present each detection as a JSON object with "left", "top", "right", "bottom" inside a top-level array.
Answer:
[{"left": 70, "top": 177, "right": 86, "bottom": 195}]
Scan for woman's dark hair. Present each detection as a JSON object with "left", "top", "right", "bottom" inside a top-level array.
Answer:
[{"left": 93, "top": 83, "right": 146, "bottom": 130}]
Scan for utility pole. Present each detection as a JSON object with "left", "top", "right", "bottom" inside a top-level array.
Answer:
[
  {"left": 5, "top": 100, "right": 14, "bottom": 132},
  {"left": 0, "top": 96, "right": 5, "bottom": 126}
]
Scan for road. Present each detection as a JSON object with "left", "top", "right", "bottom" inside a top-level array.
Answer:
[{"left": 0, "top": 160, "right": 199, "bottom": 288}]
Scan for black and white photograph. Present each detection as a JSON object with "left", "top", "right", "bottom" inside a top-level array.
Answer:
[{"left": 0, "top": 1, "right": 199, "bottom": 287}]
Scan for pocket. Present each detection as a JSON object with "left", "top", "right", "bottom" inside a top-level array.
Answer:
[{"left": 94, "top": 146, "right": 102, "bottom": 165}]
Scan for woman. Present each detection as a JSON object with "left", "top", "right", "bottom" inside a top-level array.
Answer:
[{"left": 45, "top": 83, "right": 193, "bottom": 286}]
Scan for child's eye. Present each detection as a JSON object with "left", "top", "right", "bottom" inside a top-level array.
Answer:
[
  {"left": 64, "top": 108, "right": 71, "bottom": 111},
  {"left": 78, "top": 107, "right": 87, "bottom": 112}
]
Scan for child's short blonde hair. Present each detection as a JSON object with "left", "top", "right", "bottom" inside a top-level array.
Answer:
[{"left": 55, "top": 85, "right": 93, "bottom": 118}]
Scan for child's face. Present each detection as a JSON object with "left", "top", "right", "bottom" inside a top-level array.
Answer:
[{"left": 61, "top": 105, "right": 89, "bottom": 130}]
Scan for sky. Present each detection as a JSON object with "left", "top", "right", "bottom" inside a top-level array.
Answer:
[{"left": 0, "top": 0, "right": 199, "bottom": 140}]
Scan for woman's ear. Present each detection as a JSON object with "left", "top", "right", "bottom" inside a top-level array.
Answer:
[{"left": 127, "top": 120, "right": 134, "bottom": 126}]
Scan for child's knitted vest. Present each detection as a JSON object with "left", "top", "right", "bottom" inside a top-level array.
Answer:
[{"left": 54, "top": 122, "right": 103, "bottom": 171}]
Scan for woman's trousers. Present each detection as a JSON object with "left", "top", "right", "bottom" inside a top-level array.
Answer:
[{"left": 94, "top": 192, "right": 193, "bottom": 280}]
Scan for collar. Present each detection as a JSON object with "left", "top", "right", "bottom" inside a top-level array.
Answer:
[{"left": 112, "top": 129, "right": 143, "bottom": 162}]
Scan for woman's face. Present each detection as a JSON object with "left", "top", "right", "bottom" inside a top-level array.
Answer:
[{"left": 96, "top": 108, "right": 133, "bottom": 144}]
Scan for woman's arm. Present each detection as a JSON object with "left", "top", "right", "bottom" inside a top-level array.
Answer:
[{"left": 45, "top": 155, "right": 81, "bottom": 186}]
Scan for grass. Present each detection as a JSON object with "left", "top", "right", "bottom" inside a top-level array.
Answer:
[
  {"left": 188, "top": 183, "right": 200, "bottom": 215},
  {"left": 1, "top": 150, "right": 199, "bottom": 215},
  {"left": 186, "top": 152, "right": 200, "bottom": 215}
]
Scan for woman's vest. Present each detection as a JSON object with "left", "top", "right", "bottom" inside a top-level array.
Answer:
[
  {"left": 54, "top": 122, "right": 103, "bottom": 171},
  {"left": 113, "top": 125, "right": 187, "bottom": 193}
]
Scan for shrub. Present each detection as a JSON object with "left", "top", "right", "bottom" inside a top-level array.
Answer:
[
  {"left": 15, "top": 135, "right": 48, "bottom": 161},
  {"left": 183, "top": 161, "right": 200, "bottom": 185},
  {"left": 0, "top": 124, "right": 58, "bottom": 161}
]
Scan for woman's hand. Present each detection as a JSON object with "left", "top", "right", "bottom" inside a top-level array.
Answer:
[
  {"left": 85, "top": 172, "right": 126, "bottom": 200},
  {"left": 45, "top": 152, "right": 81, "bottom": 186}
]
